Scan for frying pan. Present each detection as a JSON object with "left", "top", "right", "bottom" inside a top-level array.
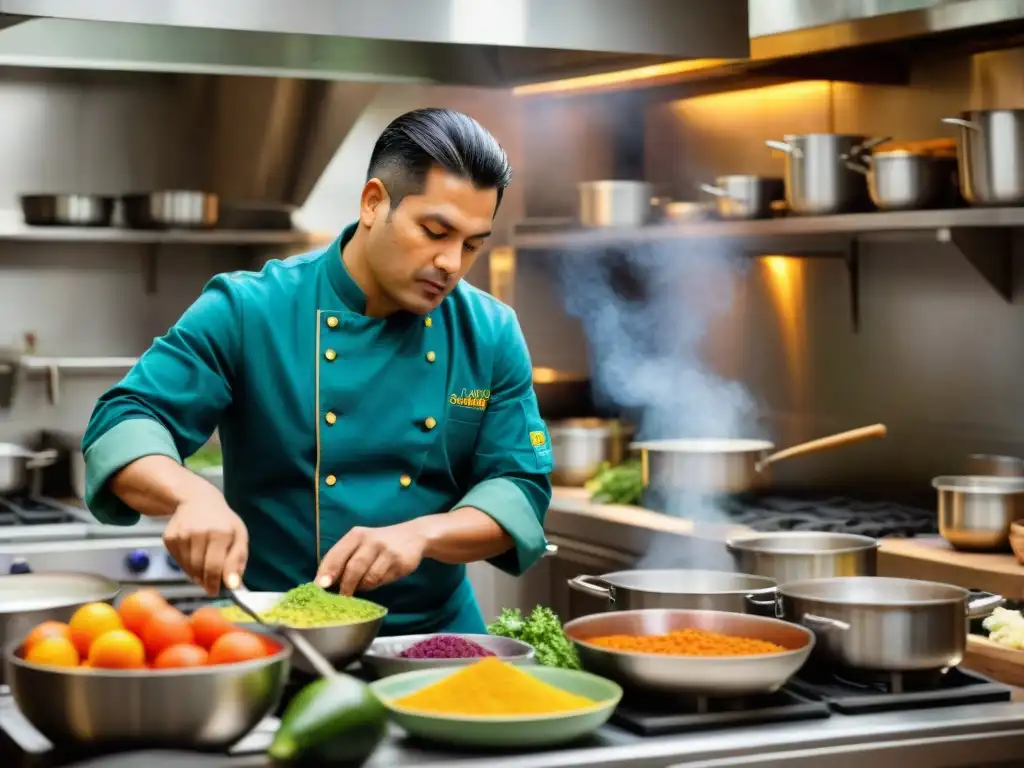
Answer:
[{"left": 633, "top": 423, "right": 887, "bottom": 495}]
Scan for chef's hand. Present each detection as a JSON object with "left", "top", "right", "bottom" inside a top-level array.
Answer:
[
  {"left": 315, "top": 524, "right": 426, "bottom": 595},
  {"left": 163, "top": 488, "right": 249, "bottom": 596}
]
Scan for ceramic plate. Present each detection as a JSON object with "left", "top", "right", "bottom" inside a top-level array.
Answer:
[{"left": 369, "top": 665, "right": 621, "bottom": 748}]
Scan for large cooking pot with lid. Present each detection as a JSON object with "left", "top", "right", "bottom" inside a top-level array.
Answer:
[
  {"left": 568, "top": 569, "right": 777, "bottom": 614},
  {"left": 774, "top": 577, "right": 1003, "bottom": 673},
  {"left": 728, "top": 532, "right": 879, "bottom": 583},
  {"left": 942, "top": 110, "right": 1024, "bottom": 205},
  {"left": 766, "top": 134, "right": 890, "bottom": 215},
  {"left": 635, "top": 423, "right": 887, "bottom": 496}
]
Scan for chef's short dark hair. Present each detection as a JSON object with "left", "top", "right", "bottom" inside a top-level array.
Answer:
[{"left": 367, "top": 108, "right": 512, "bottom": 212}]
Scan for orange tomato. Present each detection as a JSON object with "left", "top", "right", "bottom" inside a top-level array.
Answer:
[
  {"left": 189, "top": 606, "right": 236, "bottom": 650},
  {"left": 24, "top": 621, "right": 71, "bottom": 652},
  {"left": 208, "top": 632, "right": 268, "bottom": 665},
  {"left": 68, "top": 602, "right": 123, "bottom": 657},
  {"left": 141, "top": 607, "right": 194, "bottom": 660},
  {"left": 118, "top": 589, "right": 168, "bottom": 635},
  {"left": 88, "top": 629, "right": 146, "bottom": 669},
  {"left": 260, "top": 635, "right": 283, "bottom": 656},
  {"left": 153, "top": 643, "right": 209, "bottom": 669},
  {"left": 25, "top": 636, "right": 80, "bottom": 667}
]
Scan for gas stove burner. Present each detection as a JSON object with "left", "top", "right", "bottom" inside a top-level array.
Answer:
[
  {"left": 830, "top": 666, "right": 947, "bottom": 695},
  {"left": 720, "top": 494, "right": 938, "bottom": 538},
  {"left": 0, "top": 495, "right": 80, "bottom": 525},
  {"left": 611, "top": 687, "right": 830, "bottom": 736},
  {"left": 788, "top": 665, "right": 1012, "bottom": 715}
]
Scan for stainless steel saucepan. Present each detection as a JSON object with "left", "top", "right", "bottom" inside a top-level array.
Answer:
[
  {"left": 775, "top": 577, "right": 1003, "bottom": 673},
  {"left": 845, "top": 150, "right": 960, "bottom": 211},
  {"left": 568, "top": 569, "right": 777, "bottom": 614},
  {"left": 942, "top": 110, "right": 1024, "bottom": 205},
  {"left": 698, "top": 175, "right": 784, "bottom": 220},
  {"left": 765, "top": 134, "right": 891, "bottom": 215},
  {"left": 933, "top": 475, "right": 1024, "bottom": 552},
  {"left": 634, "top": 423, "right": 887, "bottom": 495},
  {"left": 727, "top": 531, "right": 879, "bottom": 583},
  {"left": 564, "top": 608, "right": 814, "bottom": 697},
  {"left": 0, "top": 443, "right": 58, "bottom": 494}
]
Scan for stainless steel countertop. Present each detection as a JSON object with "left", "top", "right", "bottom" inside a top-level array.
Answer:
[{"left": 49, "top": 701, "right": 1024, "bottom": 768}]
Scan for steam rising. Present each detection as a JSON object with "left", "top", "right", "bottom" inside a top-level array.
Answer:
[
  {"left": 553, "top": 241, "right": 758, "bottom": 570},
  {"left": 554, "top": 242, "right": 757, "bottom": 440}
]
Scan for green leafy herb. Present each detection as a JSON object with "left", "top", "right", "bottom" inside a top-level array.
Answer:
[
  {"left": 585, "top": 459, "right": 643, "bottom": 505},
  {"left": 184, "top": 444, "right": 223, "bottom": 471},
  {"left": 487, "top": 605, "right": 580, "bottom": 670}
]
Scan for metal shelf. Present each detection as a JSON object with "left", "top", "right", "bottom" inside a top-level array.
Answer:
[
  {"left": 512, "top": 207, "right": 1024, "bottom": 248},
  {"left": 0, "top": 223, "right": 332, "bottom": 246},
  {"left": 21, "top": 356, "right": 139, "bottom": 406},
  {"left": 512, "top": 207, "right": 1024, "bottom": 332}
]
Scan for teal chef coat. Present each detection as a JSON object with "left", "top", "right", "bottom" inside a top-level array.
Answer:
[{"left": 82, "top": 223, "right": 553, "bottom": 635}]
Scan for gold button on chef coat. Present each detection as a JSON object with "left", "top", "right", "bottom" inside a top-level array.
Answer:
[
  {"left": 399, "top": 474, "right": 412, "bottom": 488},
  {"left": 424, "top": 317, "right": 432, "bottom": 328},
  {"left": 326, "top": 316, "right": 339, "bottom": 328},
  {"left": 324, "top": 349, "right": 337, "bottom": 361},
  {"left": 325, "top": 474, "right": 337, "bottom": 486},
  {"left": 424, "top": 416, "right": 437, "bottom": 430},
  {"left": 425, "top": 351, "right": 436, "bottom": 363},
  {"left": 325, "top": 411, "right": 337, "bottom": 425}
]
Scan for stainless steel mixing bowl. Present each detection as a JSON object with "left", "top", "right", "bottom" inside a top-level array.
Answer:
[
  {"left": 362, "top": 633, "right": 535, "bottom": 678},
  {"left": 227, "top": 591, "right": 385, "bottom": 675},
  {"left": 0, "top": 572, "right": 120, "bottom": 686},
  {"left": 5, "top": 640, "right": 291, "bottom": 749},
  {"left": 563, "top": 609, "right": 814, "bottom": 697}
]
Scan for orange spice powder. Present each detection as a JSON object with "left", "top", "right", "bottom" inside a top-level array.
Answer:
[{"left": 587, "top": 628, "right": 786, "bottom": 656}]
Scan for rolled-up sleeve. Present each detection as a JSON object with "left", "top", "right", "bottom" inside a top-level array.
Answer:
[
  {"left": 452, "top": 312, "right": 552, "bottom": 576},
  {"left": 82, "top": 275, "right": 241, "bottom": 525}
]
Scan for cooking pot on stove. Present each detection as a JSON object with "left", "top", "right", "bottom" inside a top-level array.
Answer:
[{"left": 0, "top": 444, "right": 58, "bottom": 495}]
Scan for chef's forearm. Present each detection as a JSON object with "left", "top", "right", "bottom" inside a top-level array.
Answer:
[
  {"left": 410, "top": 507, "right": 514, "bottom": 564},
  {"left": 110, "top": 455, "right": 221, "bottom": 517}
]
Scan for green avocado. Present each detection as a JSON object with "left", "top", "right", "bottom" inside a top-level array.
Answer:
[{"left": 268, "top": 674, "right": 388, "bottom": 766}]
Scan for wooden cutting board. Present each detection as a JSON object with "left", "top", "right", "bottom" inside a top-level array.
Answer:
[
  {"left": 878, "top": 536, "right": 1024, "bottom": 599},
  {"left": 964, "top": 634, "right": 1024, "bottom": 696}
]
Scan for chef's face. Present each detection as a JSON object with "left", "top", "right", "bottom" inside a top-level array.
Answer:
[{"left": 361, "top": 166, "right": 497, "bottom": 314}]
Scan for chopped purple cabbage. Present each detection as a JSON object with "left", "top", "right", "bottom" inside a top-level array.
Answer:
[{"left": 398, "top": 635, "right": 497, "bottom": 659}]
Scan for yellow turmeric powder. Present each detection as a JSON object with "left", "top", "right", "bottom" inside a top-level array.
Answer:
[{"left": 393, "top": 657, "right": 595, "bottom": 716}]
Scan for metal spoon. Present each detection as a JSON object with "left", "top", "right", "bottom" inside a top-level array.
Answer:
[{"left": 222, "top": 587, "right": 337, "bottom": 678}]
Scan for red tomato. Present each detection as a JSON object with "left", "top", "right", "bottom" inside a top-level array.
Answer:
[
  {"left": 152, "top": 643, "right": 209, "bottom": 669},
  {"left": 141, "top": 607, "right": 194, "bottom": 660},
  {"left": 118, "top": 589, "right": 169, "bottom": 635},
  {"left": 189, "top": 606, "right": 236, "bottom": 650},
  {"left": 208, "top": 632, "right": 268, "bottom": 665}
]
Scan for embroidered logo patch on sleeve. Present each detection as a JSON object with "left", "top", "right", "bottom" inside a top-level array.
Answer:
[{"left": 529, "top": 431, "right": 547, "bottom": 447}]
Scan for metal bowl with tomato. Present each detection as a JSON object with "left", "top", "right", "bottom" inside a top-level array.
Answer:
[{"left": 3, "top": 593, "right": 291, "bottom": 750}]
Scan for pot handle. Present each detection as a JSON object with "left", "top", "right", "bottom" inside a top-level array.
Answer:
[
  {"left": 26, "top": 449, "right": 58, "bottom": 470},
  {"left": 967, "top": 591, "right": 1005, "bottom": 619},
  {"left": 766, "top": 140, "right": 801, "bottom": 158},
  {"left": 744, "top": 589, "right": 782, "bottom": 618},
  {"left": 568, "top": 575, "right": 615, "bottom": 601},
  {"left": 698, "top": 183, "right": 728, "bottom": 198},
  {"left": 757, "top": 423, "right": 888, "bottom": 471},
  {"left": 942, "top": 117, "right": 981, "bottom": 131},
  {"left": 802, "top": 613, "right": 852, "bottom": 632},
  {"left": 845, "top": 158, "right": 870, "bottom": 175},
  {"left": 847, "top": 136, "right": 892, "bottom": 158}
]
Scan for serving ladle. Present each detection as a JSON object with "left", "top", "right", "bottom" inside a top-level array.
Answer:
[{"left": 222, "top": 587, "right": 337, "bottom": 678}]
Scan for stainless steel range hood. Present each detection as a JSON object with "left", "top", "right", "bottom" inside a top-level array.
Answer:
[{"left": 0, "top": 0, "right": 750, "bottom": 86}]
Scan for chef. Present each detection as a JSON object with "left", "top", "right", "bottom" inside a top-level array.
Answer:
[{"left": 81, "top": 108, "right": 552, "bottom": 635}]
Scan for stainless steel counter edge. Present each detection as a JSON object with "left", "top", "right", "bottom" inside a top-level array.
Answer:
[{"left": 57, "top": 701, "right": 1024, "bottom": 768}]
